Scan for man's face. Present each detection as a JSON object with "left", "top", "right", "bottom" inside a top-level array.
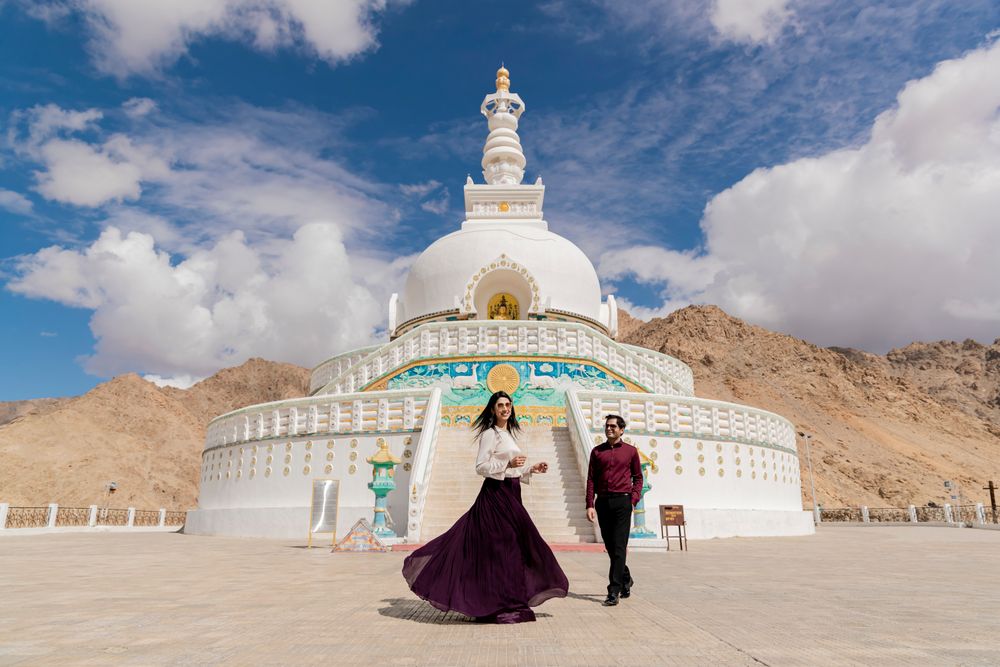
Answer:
[{"left": 604, "top": 420, "right": 623, "bottom": 441}]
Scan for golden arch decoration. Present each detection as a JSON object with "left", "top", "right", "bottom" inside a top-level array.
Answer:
[
  {"left": 487, "top": 293, "right": 519, "bottom": 320},
  {"left": 486, "top": 364, "right": 520, "bottom": 394}
]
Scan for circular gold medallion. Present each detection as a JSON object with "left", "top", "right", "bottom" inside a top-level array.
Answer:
[{"left": 486, "top": 364, "right": 520, "bottom": 394}]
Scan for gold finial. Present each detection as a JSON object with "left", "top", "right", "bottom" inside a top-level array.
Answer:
[{"left": 496, "top": 65, "right": 510, "bottom": 92}]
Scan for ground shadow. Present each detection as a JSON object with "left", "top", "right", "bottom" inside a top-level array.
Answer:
[
  {"left": 566, "top": 591, "right": 607, "bottom": 605},
  {"left": 378, "top": 598, "right": 552, "bottom": 624}
]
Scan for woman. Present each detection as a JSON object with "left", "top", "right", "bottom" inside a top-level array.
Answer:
[{"left": 402, "top": 390, "right": 569, "bottom": 623}]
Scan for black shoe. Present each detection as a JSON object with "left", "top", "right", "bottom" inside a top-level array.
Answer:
[
  {"left": 602, "top": 594, "right": 619, "bottom": 607},
  {"left": 621, "top": 577, "right": 634, "bottom": 598}
]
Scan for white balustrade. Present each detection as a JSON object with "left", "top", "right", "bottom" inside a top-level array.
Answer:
[
  {"left": 309, "top": 344, "right": 383, "bottom": 394},
  {"left": 572, "top": 389, "right": 796, "bottom": 452},
  {"left": 204, "top": 390, "right": 434, "bottom": 450},
  {"left": 315, "top": 320, "right": 695, "bottom": 398}
]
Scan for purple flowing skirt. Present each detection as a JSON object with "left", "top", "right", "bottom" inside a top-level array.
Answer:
[{"left": 402, "top": 477, "right": 569, "bottom": 623}]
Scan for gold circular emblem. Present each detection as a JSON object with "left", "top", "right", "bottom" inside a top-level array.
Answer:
[
  {"left": 486, "top": 364, "right": 520, "bottom": 394},
  {"left": 499, "top": 201, "right": 510, "bottom": 212}
]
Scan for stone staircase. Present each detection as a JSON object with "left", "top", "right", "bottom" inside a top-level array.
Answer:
[{"left": 420, "top": 425, "right": 596, "bottom": 544}]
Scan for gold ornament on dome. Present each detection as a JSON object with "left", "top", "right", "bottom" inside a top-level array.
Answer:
[
  {"left": 496, "top": 66, "right": 510, "bottom": 91},
  {"left": 486, "top": 363, "right": 520, "bottom": 394},
  {"left": 487, "top": 293, "right": 519, "bottom": 320}
]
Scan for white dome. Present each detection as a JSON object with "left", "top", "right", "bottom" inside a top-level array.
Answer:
[{"left": 396, "top": 224, "right": 605, "bottom": 334}]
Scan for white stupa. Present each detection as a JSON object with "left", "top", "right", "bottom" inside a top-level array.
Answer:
[{"left": 185, "top": 68, "right": 813, "bottom": 542}]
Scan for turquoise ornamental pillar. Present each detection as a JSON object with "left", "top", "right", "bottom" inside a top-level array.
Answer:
[
  {"left": 367, "top": 438, "right": 402, "bottom": 538},
  {"left": 630, "top": 449, "right": 657, "bottom": 538}
]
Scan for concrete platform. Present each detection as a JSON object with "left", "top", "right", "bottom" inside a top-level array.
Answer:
[{"left": 1, "top": 526, "right": 998, "bottom": 665}]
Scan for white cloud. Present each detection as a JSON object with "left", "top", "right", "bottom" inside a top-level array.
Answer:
[
  {"left": 8, "top": 223, "right": 387, "bottom": 378},
  {"left": 122, "top": 97, "right": 157, "bottom": 118},
  {"left": 143, "top": 373, "right": 201, "bottom": 389},
  {"left": 709, "top": 0, "right": 793, "bottom": 45},
  {"left": 0, "top": 189, "right": 34, "bottom": 214},
  {"left": 44, "top": 0, "right": 402, "bottom": 78},
  {"left": 603, "top": 39, "right": 1000, "bottom": 351}
]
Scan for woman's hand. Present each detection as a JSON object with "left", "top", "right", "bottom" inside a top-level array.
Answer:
[
  {"left": 508, "top": 455, "right": 527, "bottom": 468},
  {"left": 530, "top": 462, "right": 548, "bottom": 474}
]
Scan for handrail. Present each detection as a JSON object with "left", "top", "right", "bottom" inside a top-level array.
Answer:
[
  {"left": 565, "top": 389, "right": 600, "bottom": 542},
  {"left": 405, "top": 387, "right": 442, "bottom": 543},
  {"left": 316, "top": 319, "right": 695, "bottom": 398}
]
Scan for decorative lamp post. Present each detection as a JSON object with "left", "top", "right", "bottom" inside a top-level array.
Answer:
[
  {"left": 630, "top": 449, "right": 657, "bottom": 538},
  {"left": 367, "top": 438, "right": 402, "bottom": 538}
]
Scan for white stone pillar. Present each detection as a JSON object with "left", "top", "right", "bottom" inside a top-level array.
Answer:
[
  {"left": 908, "top": 505, "right": 918, "bottom": 523},
  {"left": 943, "top": 504, "right": 953, "bottom": 524},
  {"left": 159, "top": 509, "right": 166, "bottom": 527},
  {"left": 88, "top": 505, "right": 98, "bottom": 527},
  {"left": 861, "top": 506, "right": 870, "bottom": 523},
  {"left": 47, "top": 503, "right": 58, "bottom": 528},
  {"left": 813, "top": 506, "right": 822, "bottom": 523},
  {"left": 975, "top": 503, "right": 986, "bottom": 525},
  {"left": 0, "top": 503, "right": 8, "bottom": 529},
  {"left": 127, "top": 507, "right": 136, "bottom": 527}
]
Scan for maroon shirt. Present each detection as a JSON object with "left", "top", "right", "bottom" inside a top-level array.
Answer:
[{"left": 586, "top": 440, "right": 643, "bottom": 509}]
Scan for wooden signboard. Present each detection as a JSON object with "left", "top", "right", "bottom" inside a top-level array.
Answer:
[
  {"left": 659, "top": 504, "right": 688, "bottom": 551},
  {"left": 308, "top": 479, "right": 340, "bottom": 548}
]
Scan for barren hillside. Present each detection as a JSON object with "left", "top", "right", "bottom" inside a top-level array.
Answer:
[
  {"left": 621, "top": 306, "right": 1000, "bottom": 509},
  {"left": 0, "top": 359, "right": 308, "bottom": 509}
]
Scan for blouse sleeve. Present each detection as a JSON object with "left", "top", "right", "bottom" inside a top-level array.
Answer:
[{"left": 475, "top": 429, "right": 510, "bottom": 477}]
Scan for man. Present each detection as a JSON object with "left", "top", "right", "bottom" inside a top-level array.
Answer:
[{"left": 586, "top": 414, "right": 643, "bottom": 607}]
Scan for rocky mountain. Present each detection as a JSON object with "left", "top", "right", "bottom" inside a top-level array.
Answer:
[
  {"left": 2, "top": 309, "right": 997, "bottom": 512},
  {"left": 0, "top": 359, "right": 308, "bottom": 510},
  {"left": 621, "top": 306, "right": 1000, "bottom": 509},
  {"left": 832, "top": 339, "right": 1000, "bottom": 430}
]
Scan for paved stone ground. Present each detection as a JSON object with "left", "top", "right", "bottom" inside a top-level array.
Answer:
[{"left": 1, "top": 526, "right": 998, "bottom": 666}]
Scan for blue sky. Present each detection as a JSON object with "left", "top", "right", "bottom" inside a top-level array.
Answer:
[{"left": 1, "top": 0, "right": 999, "bottom": 400}]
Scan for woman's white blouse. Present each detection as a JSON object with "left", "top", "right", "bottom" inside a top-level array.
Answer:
[{"left": 475, "top": 427, "right": 533, "bottom": 483}]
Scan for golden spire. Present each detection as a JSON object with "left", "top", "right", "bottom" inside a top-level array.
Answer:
[{"left": 496, "top": 65, "right": 510, "bottom": 92}]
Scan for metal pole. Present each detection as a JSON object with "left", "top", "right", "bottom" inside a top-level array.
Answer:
[{"left": 799, "top": 432, "right": 818, "bottom": 522}]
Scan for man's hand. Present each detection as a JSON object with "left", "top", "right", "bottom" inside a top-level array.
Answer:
[
  {"left": 508, "top": 455, "right": 527, "bottom": 468},
  {"left": 586, "top": 508, "right": 596, "bottom": 523},
  {"left": 531, "top": 462, "right": 548, "bottom": 474}
]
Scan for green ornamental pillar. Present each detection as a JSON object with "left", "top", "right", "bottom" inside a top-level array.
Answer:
[
  {"left": 367, "top": 438, "right": 402, "bottom": 538},
  {"left": 630, "top": 448, "right": 657, "bottom": 538}
]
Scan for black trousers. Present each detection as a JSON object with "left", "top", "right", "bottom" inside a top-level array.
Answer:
[{"left": 595, "top": 494, "right": 632, "bottom": 595}]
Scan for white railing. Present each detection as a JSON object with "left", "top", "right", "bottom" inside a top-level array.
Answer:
[
  {"left": 564, "top": 392, "right": 601, "bottom": 543},
  {"left": 309, "top": 344, "right": 384, "bottom": 394},
  {"left": 316, "top": 320, "right": 695, "bottom": 397},
  {"left": 405, "top": 388, "right": 443, "bottom": 543},
  {"left": 204, "top": 389, "right": 434, "bottom": 450},
  {"left": 573, "top": 390, "right": 797, "bottom": 453}
]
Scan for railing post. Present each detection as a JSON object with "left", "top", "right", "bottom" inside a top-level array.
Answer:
[
  {"left": 89, "top": 505, "right": 98, "bottom": 527},
  {"left": 127, "top": 507, "right": 136, "bottom": 527},
  {"left": 813, "top": 506, "right": 822, "bottom": 523},
  {"left": 943, "top": 504, "right": 953, "bottom": 524},
  {"left": 908, "top": 505, "right": 917, "bottom": 523},
  {"left": 159, "top": 509, "right": 166, "bottom": 527},
  {"left": 47, "top": 503, "right": 58, "bottom": 528},
  {"left": 975, "top": 503, "right": 986, "bottom": 525},
  {"left": 0, "top": 503, "right": 8, "bottom": 529},
  {"left": 861, "top": 506, "right": 870, "bottom": 523}
]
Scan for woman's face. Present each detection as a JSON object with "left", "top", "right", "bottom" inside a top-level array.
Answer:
[{"left": 493, "top": 397, "right": 512, "bottom": 421}]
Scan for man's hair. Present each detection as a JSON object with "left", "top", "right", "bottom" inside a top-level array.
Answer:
[{"left": 604, "top": 414, "right": 626, "bottom": 429}]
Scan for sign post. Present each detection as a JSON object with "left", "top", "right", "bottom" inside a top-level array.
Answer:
[{"left": 658, "top": 504, "right": 687, "bottom": 551}]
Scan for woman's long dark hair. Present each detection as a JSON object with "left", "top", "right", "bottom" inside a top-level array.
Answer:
[{"left": 473, "top": 390, "right": 521, "bottom": 439}]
